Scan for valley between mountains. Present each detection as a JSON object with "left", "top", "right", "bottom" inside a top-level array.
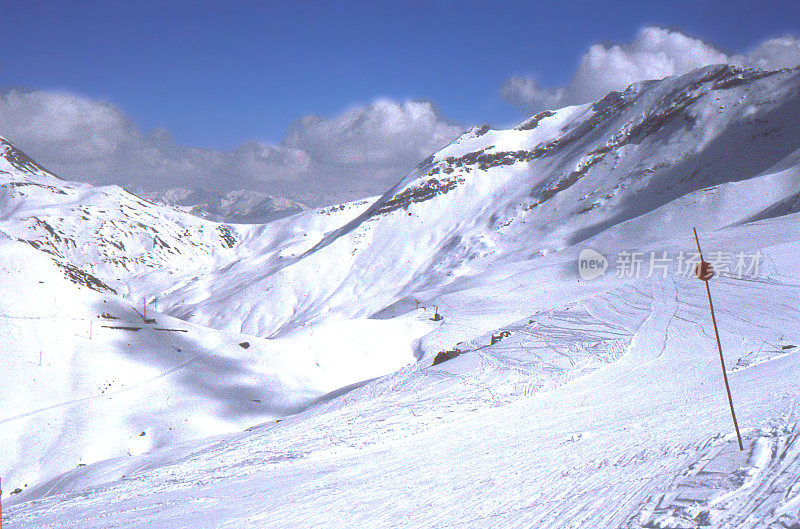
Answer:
[{"left": 4, "top": 64, "right": 800, "bottom": 528}]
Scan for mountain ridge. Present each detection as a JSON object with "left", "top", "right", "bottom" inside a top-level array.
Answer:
[
  {"left": 5, "top": 64, "right": 800, "bottom": 521},
  {"left": 4, "top": 65, "right": 800, "bottom": 339}
]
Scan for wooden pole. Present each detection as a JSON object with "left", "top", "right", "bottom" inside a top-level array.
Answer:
[{"left": 693, "top": 227, "right": 744, "bottom": 451}]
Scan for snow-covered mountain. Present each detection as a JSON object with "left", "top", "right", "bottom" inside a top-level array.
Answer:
[
  {"left": 141, "top": 187, "right": 308, "bottom": 224},
  {"left": 0, "top": 134, "right": 425, "bottom": 499},
  {"left": 5, "top": 64, "right": 800, "bottom": 528},
  {"left": 145, "top": 64, "right": 800, "bottom": 341}
]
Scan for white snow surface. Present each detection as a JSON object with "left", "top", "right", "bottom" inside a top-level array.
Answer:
[{"left": 3, "top": 65, "right": 800, "bottom": 527}]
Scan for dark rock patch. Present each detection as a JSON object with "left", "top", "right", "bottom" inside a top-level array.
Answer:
[
  {"left": 432, "top": 349, "right": 462, "bottom": 366},
  {"left": 56, "top": 262, "right": 117, "bottom": 294},
  {"left": 516, "top": 110, "right": 556, "bottom": 131},
  {"left": 217, "top": 225, "right": 236, "bottom": 248}
]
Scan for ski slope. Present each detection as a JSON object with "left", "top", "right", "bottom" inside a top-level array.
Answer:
[
  {"left": 7, "top": 226, "right": 800, "bottom": 528},
  {"left": 4, "top": 64, "right": 800, "bottom": 527},
  {"left": 0, "top": 232, "right": 434, "bottom": 498}
]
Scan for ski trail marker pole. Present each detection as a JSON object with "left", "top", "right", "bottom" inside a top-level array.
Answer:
[{"left": 693, "top": 227, "right": 744, "bottom": 451}]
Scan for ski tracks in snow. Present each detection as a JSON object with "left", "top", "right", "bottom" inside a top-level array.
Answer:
[
  {"left": 629, "top": 276, "right": 679, "bottom": 364},
  {"left": 629, "top": 424, "right": 800, "bottom": 528}
]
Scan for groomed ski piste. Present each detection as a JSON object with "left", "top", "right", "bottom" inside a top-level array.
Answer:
[{"left": 3, "top": 64, "right": 800, "bottom": 528}]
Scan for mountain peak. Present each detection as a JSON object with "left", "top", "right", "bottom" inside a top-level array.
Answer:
[{"left": 0, "top": 136, "right": 60, "bottom": 180}]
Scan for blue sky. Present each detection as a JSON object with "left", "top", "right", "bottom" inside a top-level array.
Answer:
[
  {"left": 1, "top": 1, "right": 800, "bottom": 205},
  {"left": 3, "top": 0, "right": 799, "bottom": 149}
]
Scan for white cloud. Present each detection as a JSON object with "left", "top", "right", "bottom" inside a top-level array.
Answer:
[
  {"left": 748, "top": 36, "right": 800, "bottom": 70},
  {"left": 0, "top": 90, "right": 462, "bottom": 206},
  {"left": 499, "top": 78, "right": 564, "bottom": 119},
  {"left": 6, "top": 27, "right": 797, "bottom": 209},
  {"left": 0, "top": 89, "right": 136, "bottom": 164},
  {"left": 285, "top": 100, "right": 458, "bottom": 166},
  {"left": 501, "top": 27, "right": 800, "bottom": 115}
]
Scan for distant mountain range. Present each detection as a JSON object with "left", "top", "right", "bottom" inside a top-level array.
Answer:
[{"left": 141, "top": 187, "right": 308, "bottom": 224}]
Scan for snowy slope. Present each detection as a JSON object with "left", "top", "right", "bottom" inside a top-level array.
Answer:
[
  {"left": 0, "top": 228, "right": 434, "bottom": 498},
  {"left": 148, "top": 65, "right": 800, "bottom": 341},
  {"left": 5, "top": 64, "right": 800, "bottom": 528},
  {"left": 7, "top": 66, "right": 799, "bottom": 342},
  {"left": 0, "top": 135, "right": 369, "bottom": 303},
  {"left": 7, "top": 219, "right": 800, "bottom": 528},
  {"left": 0, "top": 138, "right": 431, "bottom": 496}
]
